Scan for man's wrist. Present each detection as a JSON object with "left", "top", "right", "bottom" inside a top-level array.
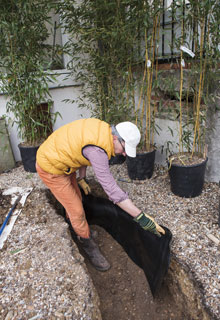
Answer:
[
  {"left": 77, "top": 177, "right": 85, "bottom": 181},
  {"left": 134, "top": 212, "right": 145, "bottom": 224}
]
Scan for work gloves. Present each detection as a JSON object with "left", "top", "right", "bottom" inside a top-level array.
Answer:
[
  {"left": 134, "top": 212, "right": 165, "bottom": 237},
  {"left": 77, "top": 178, "right": 91, "bottom": 195}
]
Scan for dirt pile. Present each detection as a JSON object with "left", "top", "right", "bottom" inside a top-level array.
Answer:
[{"left": 0, "top": 189, "right": 101, "bottom": 320}]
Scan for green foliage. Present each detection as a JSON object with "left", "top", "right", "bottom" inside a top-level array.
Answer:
[
  {"left": 59, "top": 0, "right": 134, "bottom": 123},
  {"left": 0, "top": 0, "right": 61, "bottom": 145},
  {"left": 59, "top": 2, "right": 149, "bottom": 118},
  {"left": 59, "top": 0, "right": 164, "bottom": 151}
]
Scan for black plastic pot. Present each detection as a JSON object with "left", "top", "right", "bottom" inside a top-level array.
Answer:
[
  {"left": 168, "top": 157, "right": 208, "bottom": 198},
  {"left": 109, "top": 154, "right": 126, "bottom": 165},
  {"left": 18, "top": 144, "right": 40, "bottom": 173},
  {"left": 126, "top": 149, "right": 156, "bottom": 180}
]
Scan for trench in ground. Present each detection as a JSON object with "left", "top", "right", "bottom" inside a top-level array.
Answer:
[
  {"left": 74, "top": 224, "right": 186, "bottom": 320},
  {"left": 50, "top": 190, "right": 210, "bottom": 320}
]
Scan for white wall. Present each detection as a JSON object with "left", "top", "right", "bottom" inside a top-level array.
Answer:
[
  {"left": 205, "top": 98, "right": 220, "bottom": 183},
  {"left": 154, "top": 117, "right": 180, "bottom": 165},
  {"left": 51, "top": 86, "right": 91, "bottom": 131}
]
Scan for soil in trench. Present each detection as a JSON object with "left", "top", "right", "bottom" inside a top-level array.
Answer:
[
  {"left": 0, "top": 188, "right": 185, "bottom": 320},
  {"left": 80, "top": 224, "right": 184, "bottom": 320}
]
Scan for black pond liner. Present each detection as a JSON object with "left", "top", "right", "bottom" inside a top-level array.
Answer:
[
  {"left": 109, "top": 154, "right": 126, "bottom": 165},
  {"left": 67, "top": 191, "right": 172, "bottom": 296},
  {"left": 18, "top": 144, "right": 39, "bottom": 173},
  {"left": 126, "top": 149, "right": 156, "bottom": 180},
  {"left": 168, "top": 157, "right": 208, "bottom": 198}
]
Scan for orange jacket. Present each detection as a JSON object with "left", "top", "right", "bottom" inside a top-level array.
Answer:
[{"left": 36, "top": 118, "right": 115, "bottom": 175}]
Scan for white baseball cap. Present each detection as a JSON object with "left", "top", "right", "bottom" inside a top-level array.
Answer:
[{"left": 116, "top": 122, "right": 141, "bottom": 157}]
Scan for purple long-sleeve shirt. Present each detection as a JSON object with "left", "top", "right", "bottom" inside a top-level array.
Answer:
[{"left": 83, "top": 146, "right": 128, "bottom": 204}]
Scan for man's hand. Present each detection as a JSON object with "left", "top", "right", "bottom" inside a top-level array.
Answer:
[
  {"left": 134, "top": 212, "right": 165, "bottom": 237},
  {"left": 77, "top": 178, "right": 91, "bottom": 195}
]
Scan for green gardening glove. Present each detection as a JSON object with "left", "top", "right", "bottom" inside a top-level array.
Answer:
[{"left": 134, "top": 212, "right": 165, "bottom": 237}]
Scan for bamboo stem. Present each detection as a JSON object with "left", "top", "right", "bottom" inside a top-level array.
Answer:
[
  {"left": 191, "top": 17, "right": 205, "bottom": 156},
  {"left": 135, "top": 29, "right": 148, "bottom": 125},
  {"left": 179, "top": 15, "right": 184, "bottom": 154}
]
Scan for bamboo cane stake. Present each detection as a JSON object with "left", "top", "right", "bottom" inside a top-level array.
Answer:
[
  {"left": 145, "top": 25, "right": 155, "bottom": 149},
  {"left": 146, "top": 15, "right": 159, "bottom": 149},
  {"left": 186, "top": 86, "right": 190, "bottom": 152},
  {"left": 151, "top": 14, "right": 161, "bottom": 147},
  {"left": 192, "top": 3, "right": 199, "bottom": 149},
  {"left": 135, "top": 29, "right": 148, "bottom": 126},
  {"left": 200, "top": 15, "right": 211, "bottom": 154},
  {"left": 192, "top": 17, "right": 205, "bottom": 156},
  {"left": 179, "top": 16, "right": 184, "bottom": 154},
  {"left": 141, "top": 15, "right": 155, "bottom": 149},
  {"left": 128, "top": 63, "right": 136, "bottom": 113},
  {"left": 126, "top": 63, "right": 131, "bottom": 106}
]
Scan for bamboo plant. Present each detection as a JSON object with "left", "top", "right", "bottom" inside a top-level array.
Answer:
[
  {"left": 59, "top": 0, "right": 163, "bottom": 145},
  {"left": 59, "top": 0, "right": 138, "bottom": 124},
  {"left": 0, "top": 0, "right": 61, "bottom": 146},
  {"left": 59, "top": 0, "right": 219, "bottom": 160},
  {"left": 166, "top": 0, "right": 219, "bottom": 165}
]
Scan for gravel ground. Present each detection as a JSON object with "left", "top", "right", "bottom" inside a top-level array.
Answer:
[{"left": 0, "top": 162, "right": 220, "bottom": 319}]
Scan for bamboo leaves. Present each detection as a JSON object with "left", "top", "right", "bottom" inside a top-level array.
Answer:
[{"left": 0, "top": 0, "right": 60, "bottom": 145}]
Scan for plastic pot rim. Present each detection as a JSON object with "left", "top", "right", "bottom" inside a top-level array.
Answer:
[
  {"left": 18, "top": 143, "right": 41, "bottom": 149},
  {"left": 127, "top": 148, "right": 156, "bottom": 159},
  {"left": 167, "top": 156, "right": 208, "bottom": 169}
]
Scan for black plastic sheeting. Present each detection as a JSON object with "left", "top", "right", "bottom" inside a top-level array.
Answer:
[{"left": 67, "top": 192, "right": 173, "bottom": 296}]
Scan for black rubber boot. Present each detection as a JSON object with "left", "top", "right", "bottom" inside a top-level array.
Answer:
[{"left": 79, "top": 236, "right": 110, "bottom": 271}]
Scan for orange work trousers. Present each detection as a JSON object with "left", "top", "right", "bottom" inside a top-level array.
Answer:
[{"left": 36, "top": 162, "right": 90, "bottom": 238}]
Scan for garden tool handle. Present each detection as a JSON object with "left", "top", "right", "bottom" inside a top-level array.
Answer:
[{"left": 0, "top": 195, "right": 22, "bottom": 236}]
